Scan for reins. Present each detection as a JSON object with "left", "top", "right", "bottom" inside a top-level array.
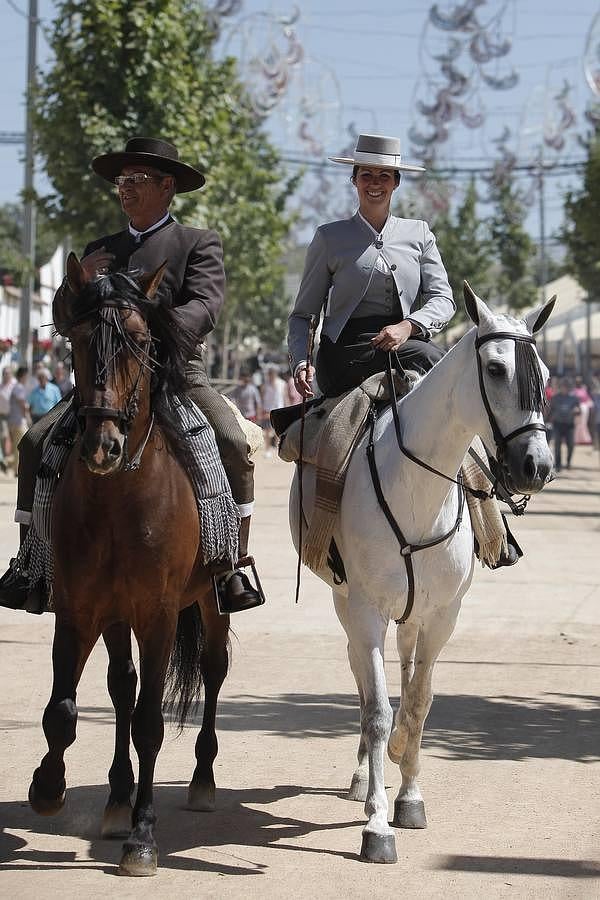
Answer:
[{"left": 367, "top": 328, "right": 545, "bottom": 624}]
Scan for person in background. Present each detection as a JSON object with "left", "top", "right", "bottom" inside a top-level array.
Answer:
[
  {"left": 0, "top": 366, "right": 16, "bottom": 467},
  {"left": 27, "top": 367, "right": 62, "bottom": 425},
  {"left": 52, "top": 361, "right": 73, "bottom": 397},
  {"left": 232, "top": 371, "right": 262, "bottom": 423},
  {"left": 260, "top": 365, "right": 286, "bottom": 457},
  {"left": 590, "top": 377, "right": 600, "bottom": 453},
  {"left": 571, "top": 375, "right": 593, "bottom": 446},
  {"left": 548, "top": 378, "right": 580, "bottom": 472},
  {"left": 8, "top": 367, "right": 30, "bottom": 476}
]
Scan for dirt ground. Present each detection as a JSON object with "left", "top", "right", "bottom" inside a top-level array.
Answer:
[{"left": 0, "top": 444, "right": 599, "bottom": 899}]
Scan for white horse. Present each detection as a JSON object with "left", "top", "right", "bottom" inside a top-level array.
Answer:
[{"left": 290, "top": 285, "right": 555, "bottom": 864}]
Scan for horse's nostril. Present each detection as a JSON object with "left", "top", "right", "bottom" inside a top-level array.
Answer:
[
  {"left": 523, "top": 454, "right": 536, "bottom": 480},
  {"left": 107, "top": 439, "right": 122, "bottom": 460}
]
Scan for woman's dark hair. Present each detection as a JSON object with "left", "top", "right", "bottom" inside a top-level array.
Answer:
[{"left": 352, "top": 165, "right": 401, "bottom": 186}]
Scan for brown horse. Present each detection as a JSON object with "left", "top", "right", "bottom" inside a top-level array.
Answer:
[{"left": 28, "top": 254, "right": 232, "bottom": 876}]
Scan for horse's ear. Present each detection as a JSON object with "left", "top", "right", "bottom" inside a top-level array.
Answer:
[
  {"left": 139, "top": 260, "right": 168, "bottom": 300},
  {"left": 463, "top": 280, "right": 480, "bottom": 324},
  {"left": 66, "top": 252, "right": 86, "bottom": 295},
  {"left": 525, "top": 295, "right": 557, "bottom": 334}
]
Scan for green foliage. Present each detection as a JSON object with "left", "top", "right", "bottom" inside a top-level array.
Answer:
[
  {"left": 34, "top": 0, "right": 295, "bottom": 345},
  {"left": 487, "top": 178, "right": 537, "bottom": 311},
  {"left": 431, "top": 179, "right": 494, "bottom": 321},
  {"left": 563, "top": 128, "right": 600, "bottom": 303},
  {"left": 0, "top": 203, "right": 61, "bottom": 286}
]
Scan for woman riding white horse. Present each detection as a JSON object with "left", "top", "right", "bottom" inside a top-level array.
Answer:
[{"left": 289, "top": 284, "right": 555, "bottom": 863}]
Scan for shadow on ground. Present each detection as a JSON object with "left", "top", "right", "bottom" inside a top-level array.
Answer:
[
  {"left": 18, "top": 689, "right": 598, "bottom": 763},
  {"left": 0, "top": 782, "right": 360, "bottom": 876}
]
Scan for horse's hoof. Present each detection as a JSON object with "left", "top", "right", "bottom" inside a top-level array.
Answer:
[
  {"left": 101, "top": 802, "right": 132, "bottom": 839},
  {"left": 118, "top": 842, "right": 158, "bottom": 877},
  {"left": 360, "top": 831, "right": 397, "bottom": 864},
  {"left": 347, "top": 773, "right": 368, "bottom": 802},
  {"left": 393, "top": 798, "right": 427, "bottom": 829},
  {"left": 186, "top": 782, "right": 216, "bottom": 812},
  {"left": 28, "top": 771, "right": 66, "bottom": 816}
]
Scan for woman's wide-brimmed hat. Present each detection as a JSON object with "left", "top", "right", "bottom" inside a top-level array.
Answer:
[
  {"left": 329, "top": 133, "right": 425, "bottom": 173},
  {"left": 92, "top": 137, "right": 206, "bottom": 192}
]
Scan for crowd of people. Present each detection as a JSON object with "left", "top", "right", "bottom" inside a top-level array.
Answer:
[
  {"left": 0, "top": 360, "right": 72, "bottom": 475},
  {"left": 545, "top": 374, "right": 600, "bottom": 472},
  {"left": 230, "top": 361, "right": 300, "bottom": 457}
]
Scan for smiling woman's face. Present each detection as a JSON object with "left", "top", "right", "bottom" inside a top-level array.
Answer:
[{"left": 353, "top": 166, "right": 399, "bottom": 218}]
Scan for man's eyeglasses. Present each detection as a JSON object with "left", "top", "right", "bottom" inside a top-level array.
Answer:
[{"left": 114, "top": 172, "right": 168, "bottom": 187}]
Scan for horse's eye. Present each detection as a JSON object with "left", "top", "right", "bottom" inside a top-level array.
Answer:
[{"left": 487, "top": 361, "right": 506, "bottom": 378}]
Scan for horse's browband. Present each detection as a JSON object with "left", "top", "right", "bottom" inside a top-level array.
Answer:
[{"left": 475, "top": 331, "right": 536, "bottom": 349}]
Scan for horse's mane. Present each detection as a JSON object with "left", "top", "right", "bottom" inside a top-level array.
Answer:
[{"left": 71, "top": 271, "right": 198, "bottom": 459}]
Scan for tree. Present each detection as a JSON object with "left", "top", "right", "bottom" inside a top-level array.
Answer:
[
  {"left": 487, "top": 178, "right": 537, "bottom": 311},
  {"left": 0, "top": 203, "right": 61, "bottom": 286},
  {"left": 33, "top": 0, "right": 296, "bottom": 347},
  {"left": 563, "top": 127, "right": 600, "bottom": 302}
]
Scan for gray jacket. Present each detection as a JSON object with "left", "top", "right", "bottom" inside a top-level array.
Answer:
[{"left": 288, "top": 212, "right": 455, "bottom": 370}]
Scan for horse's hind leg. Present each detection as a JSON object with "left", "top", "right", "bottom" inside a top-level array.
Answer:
[
  {"left": 390, "top": 602, "right": 459, "bottom": 830},
  {"left": 29, "top": 619, "right": 98, "bottom": 816},
  {"left": 119, "top": 619, "right": 176, "bottom": 877},
  {"left": 101, "top": 623, "right": 137, "bottom": 838},
  {"left": 187, "top": 598, "right": 229, "bottom": 811}
]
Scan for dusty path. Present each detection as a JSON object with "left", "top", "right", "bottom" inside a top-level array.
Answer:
[{"left": 0, "top": 446, "right": 599, "bottom": 898}]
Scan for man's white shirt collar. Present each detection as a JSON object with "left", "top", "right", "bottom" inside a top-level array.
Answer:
[{"left": 128, "top": 211, "right": 171, "bottom": 241}]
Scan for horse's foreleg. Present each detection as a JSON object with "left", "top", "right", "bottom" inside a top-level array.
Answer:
[
  {"left": 101, "top": 623, "right": 137, "bottom": 839},
  {"left": 391, "top": 602, "right": 459, "bottom": 830},
  {"left": 334, "top": 592, "right": 369, "bottom": 803},
  {"left": 388, "top": 621, "right": 420, "bottom": 765},
  {"left": 344, "top": 597, "right": 396, "bottom": 864},
  {"left": 187, "top": 598, "right": 229, "bottom": 812},
  {"left": 29, "top": 619, "right": 98, "bottom": 816},
  {"left": 119, "top": 620, "right": 175, "bottom": 877}
]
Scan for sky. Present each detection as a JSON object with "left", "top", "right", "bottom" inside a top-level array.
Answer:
[{"left": 1, "top": 0, "right": 599, "bottom": 246}]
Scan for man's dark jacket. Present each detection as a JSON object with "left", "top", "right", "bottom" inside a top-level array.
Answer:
[{"left": 53, "top": 217, "right": 225, "bottom": 354}]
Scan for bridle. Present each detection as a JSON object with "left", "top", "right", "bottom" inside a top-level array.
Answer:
[
  {"left": 72, "top": 295, "right": 157, "bottom": 471},
  {"left": 474, "top": 330, "right": 547, "bottom": 473},
  {"left": 366, "top": 326, "right": 548, "bottom": 625}
]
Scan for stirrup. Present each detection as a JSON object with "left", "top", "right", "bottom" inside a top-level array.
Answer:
[{"left": 212, "top": 556, "right": 266, "bottom": 615}]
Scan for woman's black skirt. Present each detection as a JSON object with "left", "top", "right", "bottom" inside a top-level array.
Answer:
[{"left": 316, "top": 315, "right": 444, "bottom": 398}]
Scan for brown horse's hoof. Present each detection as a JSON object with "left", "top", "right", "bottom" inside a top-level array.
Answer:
[
  {"left": 101, "top": 802, "right": 132, "bottom": 838},
  {"left": 392, "top": 798, "right": 427, "bottom": 829},
  {"left": 186, "top": 782, "right": 216, "bottom": 811},
  {"left": 360, "top": 831, "right": 397, "bottom": 864},
  {"left": 118, "top": 842, "right": 158, "bottom": 877},
  {"left": 28, "top": 770, "right": 66, "bottom": 816}
]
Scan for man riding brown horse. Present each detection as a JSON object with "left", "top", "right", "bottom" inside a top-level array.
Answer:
[{"left": 0, "top": 136, "right": 263, "bottom": 614}]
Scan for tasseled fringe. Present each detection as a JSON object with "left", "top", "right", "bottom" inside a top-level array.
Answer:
[
  {"left": 197, "top": 495, "right": 240, "bottom": 565},
  {"left": 515, "top": 340, "right": 545, "bottom": 412},
  {"left": 14, "top": 524, "right": 53, "bottom": 612}
]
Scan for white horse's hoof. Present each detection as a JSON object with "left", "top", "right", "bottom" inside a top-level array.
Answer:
[
  {"left": 393, "top": 798, "right": 427, "bottom": 829},
  {"left": 186, "top": 782, "right": 216, "bottom": 811},
  {"left": 348, "top": 772, "right": 368, "bottom": 802},
  {"left": 360, "top": 831, "right": 397, "bottom": 864},
  {"left": 101, "top": 802, "right": 132, "bottom": 838}
]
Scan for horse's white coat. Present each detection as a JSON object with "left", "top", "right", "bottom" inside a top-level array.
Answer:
[{"left": 289, "top": 294, "right": 554, "bottom": 860}]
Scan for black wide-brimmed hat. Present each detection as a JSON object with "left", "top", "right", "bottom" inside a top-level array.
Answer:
[{"left": 92, "top": 137, "right": 206, "bottom": 192}]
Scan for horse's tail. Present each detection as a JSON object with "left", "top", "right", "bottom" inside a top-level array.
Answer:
[{"left": 164, "top": 603, "right": 205, "bottom": 731}]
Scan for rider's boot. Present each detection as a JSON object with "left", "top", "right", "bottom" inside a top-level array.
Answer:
[
  {"left": 0, "top": 525, "right": 31, "bottom": 609},
  {"left": 474, "top": 514, "right": 522, "bottom": 569},
  {"left": 214, "top": 516, "right": 265, "bottom": 614}
]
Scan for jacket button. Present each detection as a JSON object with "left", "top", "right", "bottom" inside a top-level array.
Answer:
[
  {"left": 375, "top": 240, "right": 383, "bottom": 249},
  {"left": 391, "top": 264, "right": 397, "bottom": 270}
]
